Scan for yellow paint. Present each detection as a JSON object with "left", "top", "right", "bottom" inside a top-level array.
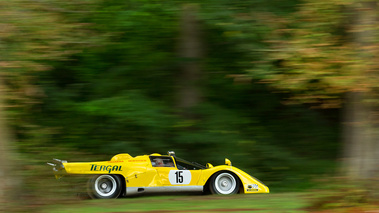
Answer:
[{"left": 225, "top": 158, "right": 232, "bottom": 166}]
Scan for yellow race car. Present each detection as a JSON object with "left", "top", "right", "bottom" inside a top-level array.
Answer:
[{"left": 48, "top": 151, "right": 269, "bottom": 199}]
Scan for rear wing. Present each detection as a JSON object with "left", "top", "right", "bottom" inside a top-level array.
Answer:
[
  {"left": 47, "top": 158, "right": 67, "bottom": 179},
  {"left": 47, "top": 159, "right": 126, "bottom": 177}
]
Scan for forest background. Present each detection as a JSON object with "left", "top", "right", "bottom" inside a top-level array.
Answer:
[{"left": 1, "top": 0, "right": 378, "bottom": 211}]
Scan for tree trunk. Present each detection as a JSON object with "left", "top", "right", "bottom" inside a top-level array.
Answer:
[
  {"left": 342, "top": 92, "right": 373, "bottom": 179},
  {"left": 342, "top": 1, "right": 379, "bottom": 182},
  {"left": 0, "top": 75, "right": 18, "bottom": 210},
  {"left": 177, "top": 4, "right": 203, "bottom": 118}
]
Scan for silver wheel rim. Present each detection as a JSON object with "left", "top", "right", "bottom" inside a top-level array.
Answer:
[
  {"left": 94, "top": 175, "right": 117, "bottom": 197},
  {"left": 214, "top": 173, "right": 237, "bottom": 194}
]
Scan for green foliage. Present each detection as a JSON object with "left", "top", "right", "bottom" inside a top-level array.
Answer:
[{"left": 2, "top": 0, "right": 344, "bottom": 202}]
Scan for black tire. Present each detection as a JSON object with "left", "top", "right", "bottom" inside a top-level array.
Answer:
[
  {"left": 209, "top": 172, "right": 240, "bottom": 195},
  {"left": 88, "top": 175, "right": 122, "bottom": 199}
]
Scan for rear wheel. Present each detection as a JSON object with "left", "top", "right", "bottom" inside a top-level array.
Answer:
[
  {"left": 88, "top": 175, "right": 122, "bottom": 199},
  {"left": 210, "top": 172, "right": 240, "bottom": 195}
]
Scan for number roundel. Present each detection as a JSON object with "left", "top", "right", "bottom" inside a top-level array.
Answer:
[{"left": 169, "top": 170, "right": 191, "bottom": 185}]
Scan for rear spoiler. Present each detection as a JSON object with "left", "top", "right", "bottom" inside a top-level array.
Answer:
[{"left": 47, "top": 158, "right": 67, "bottom": 179}]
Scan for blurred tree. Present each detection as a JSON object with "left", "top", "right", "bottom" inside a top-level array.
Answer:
[
  {"left": 36, "top": 0, "right": 180, "bottom": 154},
  {"left": 177, "top": 4, "right": 203, "bottom": 118},
  {"left": 342, "top": 1, "right": 378, "bottom": 181},
  {"left": 0, "top": 0, "right": 91, "bottom": 208},
  {"left": 255, "top": 0, "right": 379, "bottom": 182},
  {"left": 0, "top": 76, "right": 18, "bottom": 211}
]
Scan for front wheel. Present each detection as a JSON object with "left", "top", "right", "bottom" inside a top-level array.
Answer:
[
  {"left": 210, "top": 172, "right": 240, "bottom": 195},
  {"left": 88, "top": 175, "right": 122, "bottom": 199}
]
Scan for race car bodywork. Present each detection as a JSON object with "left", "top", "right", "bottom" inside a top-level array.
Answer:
[{"left": 48, "top": 151, "right": 269, "bottom": 199}]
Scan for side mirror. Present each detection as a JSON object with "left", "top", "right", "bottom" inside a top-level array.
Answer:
[
  {"left": 225, "top": 158, "right": 232, "bottom": 166},
  {"left": 167, "top": 151, "right": 176, "bottom": 157},
  {"left": 206, "top": 163, "right": 214, "bottom": 168}
]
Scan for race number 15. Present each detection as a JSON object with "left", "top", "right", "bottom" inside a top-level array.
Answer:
[
  {"left": 175, "top": 171, "right": 183, "bottom": 183},
  {"left": 169, "top": 170, "right": 191, "bottom": 185}
]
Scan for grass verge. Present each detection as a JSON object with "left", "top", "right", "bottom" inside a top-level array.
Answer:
[{"left": 42, "top": 193, "right": 310, "bottom": 213}]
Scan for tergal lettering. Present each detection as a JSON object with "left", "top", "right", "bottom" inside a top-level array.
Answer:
[{"left": 90, "top": 164, "right": 122, "bottom": 173}]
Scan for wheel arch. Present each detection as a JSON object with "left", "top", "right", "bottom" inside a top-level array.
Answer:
[
  {"left": 87, "top": 174, "right": 125, "bottom": 199},
  {"left": 203, "top": 170, "right": 243, "bottom": 194},
  {"left": 114, "top": 174, "right": 127, "bottom": 197}
]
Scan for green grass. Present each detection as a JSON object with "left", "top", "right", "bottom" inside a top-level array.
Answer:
[{"left": 42, "top": 193, "right": 311, "bottom": 213}]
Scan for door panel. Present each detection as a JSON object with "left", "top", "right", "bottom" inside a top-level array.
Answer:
[{"left": 156, "top": 167, "right": 201, "bottom": 186}]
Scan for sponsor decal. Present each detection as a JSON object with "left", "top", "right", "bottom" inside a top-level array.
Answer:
[
  {"left": 247, "top": 184, "right": 259, "bottom": 191},
  {"left": 90, "top": 164, "right": 122, "bottom": 173},
  {"left": 251, "top": 184, "right": 259, "bottom": 189},
  {"left": 128, "top": 160, "right": 147, "bottom": 162}
]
